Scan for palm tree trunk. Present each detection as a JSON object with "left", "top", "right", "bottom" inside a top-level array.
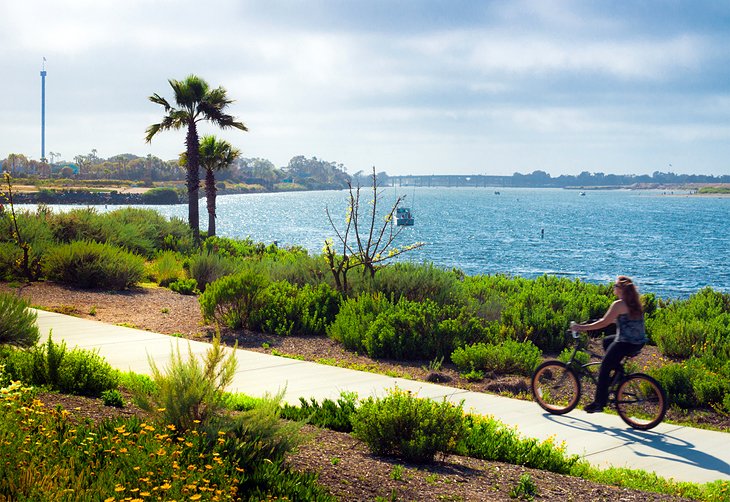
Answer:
[
  {"left": 186, "top": 123, "right": 200, "bottom": 242},
  {"left": 205, "top": 167, "right": 217, "bottom": 237}
]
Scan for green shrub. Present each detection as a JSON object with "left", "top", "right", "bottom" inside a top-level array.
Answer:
[
  {"left": 57, "top": 347, "right": 120, "bottom": 396},
  {"left": 251, "top": 281, "right": 340, "bottom": 337},
  {"left": 188, "top": 251, "right": 239, "bottom": 291},
  {"left": 199, "top": 270, "right": 269, "bottom": 329},
  {"left": 280, "top": 392, "right": 358, "bottom": 432},
  {"left": 650, "top": 358, "right": 730, "bottom": 410},
  {"left": 648, "top": 288, "right": 730, "bottom": 360},
  {"left": 169, "top": 277, "right": 200, "bottom": 295},
  {"left": 49, "top": 208, "right": 107, "bottom": 243},
  {"left": 137, "top": 336, "right": 237, "bottom": 431},
  {"left": 368, "top": 262, "right": 463, "bottom": 305},
  {"left": 140, "top": 186, "right": 180, "bottom": 204},
  {"left": 463, "top": 275, "right": 612, "bottom": 352},
  {"left": 0, "top": 293, "right": 39, "bottom": 348},
  {"left": 451, "top": 339, "right": 542, "bottom": 376},
  {"left": 327, "top": 292, "right": 392, "bottom": 352},
  {"left": 362, "top": 298, "right": 448, "bottom": 360},
  {"left": 263, "top": 249, "right": 331, "bottom": 287},
  {"left": 457, "top": 414, "right": 581, "bottom": 474},
  {"left": 3, "top": 335, "right": 118, "bottom": 397},
  {"left": 103, "top": 208, "right": 194, "bottom": 257},
  {"left": 151, "top": 250, "right": 185, "bottom": 286},
  {"left": 101, "top": 388, "right": 125, "bottom": 407},
  {"left": 351, "top": 387, "right": 465, "bottom": 463},
  {"left": 42, "top": 240, "right": 145, "bottom": 290},
  {"left": 0, "top": 242, "right": 21, "bottom": 280}
]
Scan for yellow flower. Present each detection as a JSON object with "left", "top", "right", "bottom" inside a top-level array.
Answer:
[
  {"left": 190, "top": 495, "right": 202, "bottom": 501},
  {"left": 114, "top": 485, "right": 125, "bottom": 492}
]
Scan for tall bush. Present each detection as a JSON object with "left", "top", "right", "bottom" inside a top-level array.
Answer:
[{"left": 138, "top": 336, "right": 237, "bottom": 431}]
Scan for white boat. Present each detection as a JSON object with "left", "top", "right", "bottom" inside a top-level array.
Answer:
[
  {"left": 396, "top": 207, "right": 414, "bottom": 226},
  {"left": 579, "top": 191, "right": 586, "bottom": 196}
]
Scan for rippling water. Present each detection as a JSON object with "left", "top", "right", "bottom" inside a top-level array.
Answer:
[{"left": 22, "top": 187, "right": 730, "bottom": 299}]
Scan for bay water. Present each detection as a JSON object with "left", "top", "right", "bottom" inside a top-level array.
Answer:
[{"left": 21, "top": 187, "right": 730, "bottom": 299}]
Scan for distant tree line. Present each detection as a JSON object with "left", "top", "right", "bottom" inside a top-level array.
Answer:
[
  {"left": 376, "top": 169, "right": 730, "bottom": 188},
  {"left": 0, "top": 151, "right": 352, "bottom": 191}
]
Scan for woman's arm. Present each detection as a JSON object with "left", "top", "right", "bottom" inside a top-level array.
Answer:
[{"left": 573, "top": 300, "right": 626, "bottom": 332}]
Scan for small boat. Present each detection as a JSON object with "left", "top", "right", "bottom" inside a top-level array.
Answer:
[
  {"left": 494, "top": 191, "right": 501, "bottom": 195},
  {"left": 396, "top": 207, "right": 414, "bottom": 226},
  {"left": 579, "top": 191, "right": 586, "bottom": 196}
]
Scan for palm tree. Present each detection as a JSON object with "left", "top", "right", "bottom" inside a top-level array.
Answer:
[
  {"left": 198, "top": 136, "right": 241, "bottom": 237},
  {"left": 145, "top": 75, "right": 247, "bottom": 241}
]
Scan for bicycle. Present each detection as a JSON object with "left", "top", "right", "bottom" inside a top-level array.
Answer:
[{"left": 531, "top": 327, "right": 667, "bottom": 430}]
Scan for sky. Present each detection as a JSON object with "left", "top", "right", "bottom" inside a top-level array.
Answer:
[{"left": 1, "top": 0, "right": 729, "bottom": 177}]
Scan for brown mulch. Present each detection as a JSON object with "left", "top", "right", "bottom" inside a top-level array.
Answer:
[{"left": 0, "top": 281, "right": 710, "bottom": 500}]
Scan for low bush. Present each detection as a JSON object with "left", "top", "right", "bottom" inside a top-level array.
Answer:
[
  {"left": 169, "top": 277, "right": 199, "bottom": 295},
  {"left": 650, "top": 358, "right": 730, "bottom": 411},
  {"left": 0, "top": 293, "right": 39, "bottom": 348},
  {"left": 151, "top": 250, "right": 185, "bottom": 286},
  {"left": 327, "top": 292, "right": 392, "bottom": 352},
  {"left": 368, "top": 262, "right": 464, "bottom": 305},
  {"left": 280, "top": 392, "right": 358, "bottom": 432},
  {"left": 42, "top": 240, "right": 145, "bottom": 289},
  {"left": 199, "top": 271, "right": 269, "bottom": 329},
  {"left": 140, "top": 186, "right": 180, "bottom": 204},
  {"left": 251, "top": 281, "right": 341, "bottom": 336},
  {"left": 2, "top": 335, "right": 119, "bottom": 397},
  {"left": 48, "top": 207, "right": 107, "bottom": 243},
  {"left": 457, "top": 414, "right": 581, "bottom": 474},
  {"left": 351, "top": 387, "right": 465, "bottom": 463},
  {"left": 101, "top": 388, "right": 125, "bottom": 407},
  {"left": 0, "top": 242, "right": 21, "bottom": 280},
  {"left": 362, "top": 298, "right": 448, "bottom": 360},
  {"left": 451, "top": 339, "right": 542, "bottom": 376},
  {"left": 648, "top": 288, "right": 730, "bottom": 360},
  {"left": 188, "top": 251, "right": 239, "bottom": 291}
]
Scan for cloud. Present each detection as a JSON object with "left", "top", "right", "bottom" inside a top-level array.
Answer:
[{"left": 1, "top": 0, "right": 729, "bottom": 175}]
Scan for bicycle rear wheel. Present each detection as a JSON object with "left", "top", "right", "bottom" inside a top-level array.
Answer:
[
  {"left": 531, "top": 361, "right": 581, "bottom": 414},
  {"left": 615, "top": 373, "right": 667, "bottom": 430}
]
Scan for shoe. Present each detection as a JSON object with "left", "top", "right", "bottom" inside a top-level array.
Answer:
[{"left": 584, "top": 402, "right": 605, "bottom": 414}]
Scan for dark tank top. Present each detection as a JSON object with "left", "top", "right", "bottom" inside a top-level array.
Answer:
[{"left": 617, "top": 313, "right": 647, "bottom": 344}]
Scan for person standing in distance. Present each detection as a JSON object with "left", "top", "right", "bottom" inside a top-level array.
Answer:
[{"left": 571, "top": 276, "right": 647, "bottom": 413}]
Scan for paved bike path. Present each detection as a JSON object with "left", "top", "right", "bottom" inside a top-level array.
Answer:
[{"left": 35, "top": 309, "right": 730, "bottom": 484}]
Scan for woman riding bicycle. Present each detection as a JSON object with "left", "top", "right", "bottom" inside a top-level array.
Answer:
[{"left": 571, "top": 276, "right": 647, "bottom": 413}]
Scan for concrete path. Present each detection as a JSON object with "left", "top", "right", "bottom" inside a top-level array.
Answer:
[{"left": 34, "top": 309, "right": 730, "bottom": 485}]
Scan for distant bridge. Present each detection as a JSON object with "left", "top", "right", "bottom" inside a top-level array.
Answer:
[{"left": 387, "top": 174, "right": 523, "bottom": 187}]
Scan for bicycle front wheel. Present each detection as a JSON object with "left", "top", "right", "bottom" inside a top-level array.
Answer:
[
  {"left": 531, "top": 361, "right": 581, "bottom": 414},
  {"left": 615, "top": 373, "right": 667, "bottom": 430}
]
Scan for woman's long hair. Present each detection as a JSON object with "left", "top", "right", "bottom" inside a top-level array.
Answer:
[{"left": 616, "top": 275, "right": 643, "bottom": 318}]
